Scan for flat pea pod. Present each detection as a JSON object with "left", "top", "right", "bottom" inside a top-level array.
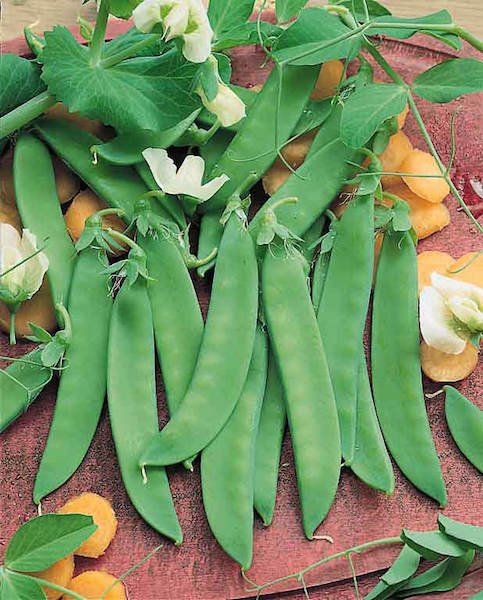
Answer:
[
  {"left": 253, "top": 348, "right": 286, "bottom": 527},
  {"left": 201, "top": 325, "right": 268, "bottom": 570},
  {"left": 350, "top": 349, "right": 394, "bottom": 494},
  {"left": 317, "top": 194, "right": 374, "bottom": 465},
  {"left": 0, "top": 348, "right": 52, "bottom": 432},
  {"left": 372, "top": 229, "right": 446, "bottom": 506},
  {"left": 201, "top": 64, "right": 319, "bottom": 213},
  {"left": 140, "top": 213, "right": 258, "bottom": 467},
  {"left": 444, "top": 385, "right": 483, "bottom": 473},
  {"left": 13, "top": 133, "right": 76, "bottom": 307},
  {"left": 33, "top": 247, "right": 112, "bottom": 504},
  {"left": 262, "top": 247, "right": 341, "bottom": 539},
  {"left": 249, "top": 106, "right": 362, "bottom": 242},
  {"left": 138, "top": 234, "right": 203, "bottom": 415},
  {"left": 107, "top": 277, "right": 181, "bottom": 543}
]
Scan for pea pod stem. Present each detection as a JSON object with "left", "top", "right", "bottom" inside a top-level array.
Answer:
[
  {"left": 105, "top": 228, "right": 142, "bottom": 253},
  {"left": 0, "top": 91, "right": 56, "bottom": 139},
  {"left": 89, "top": 0, "right": 110, "bottom": 67},
  {"left": 55, "top": 302, "right": 72, "bottom": 340},
  {"left": 243, "top": 536, "right": 402, "bottom": 592}
]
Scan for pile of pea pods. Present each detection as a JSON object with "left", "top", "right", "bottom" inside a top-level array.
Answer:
[{"left": 2, "top": 62, "right": 453, "bottom": 572}]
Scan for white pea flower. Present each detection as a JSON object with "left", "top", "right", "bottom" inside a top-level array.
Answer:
[
  {"left": 420, "top": 271, "right": 483, "bottom": 355},
  {"left": 133, "top": 0, "right": 213, "bottom": 63},
  {"left": 142, "top": 148, "right": 229, "bottom": 201},
  {"left": 0, "top": 224, "right": 49, "bottom": 344},
  {"left": 196, "top": 57, "right": 246, "bottom": 127}
]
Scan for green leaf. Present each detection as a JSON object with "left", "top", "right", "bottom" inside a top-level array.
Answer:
[
  {"left": 274, "top": 7, "right": 359, "bottom": 65},
  {"left": 0, "top": 571, "right": 46, "bottom": 600},
  {"left": 365, "top": 545, "right": 420, "bottom": 600},
  {"left": 374, "top": 204, "right": 393, "bottom": 229},
  {"left": 370, "top": 11, "right": 462, "bottom": 50},
  {"left": 102, "top": 28, "right": 163, "bottom": 59},
  {"left": 198, "top": 58, "right": 220, "bottom": 102},
  {"left": 339, "top": 0, "right": 391, "bottom": 20},
  {"left": 212, "top": 21, "right": 283, "bottom": 51},
  {"left": 27, "top": 323, "right": 53, "bottom": 344},
  {"left": 293, "top": 98, "right": 332, "bottom": 136},
  {"left": 109, "top": 0, "right": 142, "bottom": 19},
  {"left": 92, "top": 110, "right": 200, "bottom": 165},
  {"left": 401, "top": 529, "right": 467, "bottom": 560},
  {"left": 42, "top": 28, "right": 202, "bottom": 133},
  {"left": 412, "top": 58, "right": 483, "bottom": 103},
  {"left": 208, "top": 0, "right": 255, "bottom": 40},
  {"left": 340, "top": 83, "right": 407, "bottom": 147},
  {"left": 392, "top": 199, "right": 412, "bottom": 231},
  {"left": 438, "top": 514, "right": 483, "bottom": 551},
  {"left": 276, "top": 0, "right": 309, "bottom": 23},
  {"left": 5, "top": 514, "right": 97, "bottom": 572},
  {"left": 396, "top": 550, "right": 475, "bottom": 597},
  {"left": 40, "top": 340, "right": 65, "bottom": 368},
  {"left": 0, "top": 55, "right": 46, "bottom": 117}
]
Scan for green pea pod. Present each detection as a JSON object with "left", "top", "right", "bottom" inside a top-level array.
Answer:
[
  {"left": 311, "top": 250, "right": 331, "bottom": 311},
  {"left": 249, "top": 106, "right": 362, "bottom": 243},
  {"left": 201, "top": 64, "right": 319, "bottom": 213},
  {"left": 253, "top": 348, "right": 286, "bottom": 527},
  {"left": 0, "top": 348, "right": 52, "bottom": 433},
  {"left": 396, "top": 550, "right": 475, "bottom": 597},
  {"left": 299, "top": 216, "right": 325, "bottom": 275},
  {"left": 201, "top": 325, "right": 268, "bottom": 570},
  {"left": 140, "top": 213, "right": 258, "bottom": 467},
  {"left": 33, "top": 247, "right": 112, "bottom": 504},
  {"left": 317, "top": 194, "right": 374, "bottom": 465},
  {"left": 196, "top": 211, "right": 224, "bottom": 278},
  {"left": 372, "top": 229, "right": 447, "bottom": 507},
  {"left": 13, "top": 133, "right": 76, "bottom": 308},
  {"left": 107, "top": 278, "right": 182, "bottom": 544},
  {"left": 444, "top": 385, "right": 483, "bottom": 473},
  {"left": 199, "top": 129, "right": 235, "bottom": 174},
  {"left": 138, "top": 234, "right": 203, "bottom": 415},
  {"left": 262, "top": 247, "right": 341, "bottom": 539},
  {"left": 350, "top": 350, "right": 394, "bottom": 495}
]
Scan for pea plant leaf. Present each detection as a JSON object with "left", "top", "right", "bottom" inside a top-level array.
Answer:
[
  {"left": 412, "top": 58, "right": 483, "bottom": 103},
  {"left": 212, "top": 21, "right": 283, "bottom": 51},
  {"left": 41, "top": 27, "right": 202, "bottom": 133},
  {"left": 0, "top": 571, "right": 46, "bottom": 600},
  {"left": 438, "top": 514, "right": 483, "bottom": 551},
  {"left": 102, "top": 28, "right": 163, "bottom": 60},
  {"left": 274, "top": 7, "right": 360, "bottom": 65},
  {"left": 208, "top": 0, "right": 255, "bottom": 40},
  {"left": 365, "top": 545, "right": 420, "bottom": 600},
  {"left": 109, "top": 0, "right": 142, "bottom": 19},
  {"left": 0, "top": 55, "right": 46, "bottom": 118},
  {"left": 340, "top": 83, "right": 407, "bottom": 148},
  {"left": 369, "top": 10, "right": 462, "bottom": 50},
  {"left": 276, "top": 0, "right": 309, "bottom": 23},
  {"left": 338, "top": 0, "right": 391, "bottom": 20},
  {"left": 401, "top": 529, "right": 467, "bottom": 560},
  {"left": 4, "top": 514, "right": 97, "bottom": 572}
]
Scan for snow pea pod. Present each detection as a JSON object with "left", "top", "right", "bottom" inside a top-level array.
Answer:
[
  {"left": 262, "top": 247, "right": 340, "bottom": 539},
  {"left": 444, "top": 385, "right": 483, "bottom": 473},
  {"left": 317, "top": 193, "right": 374, "bottom": 465},
  {"left": 350, "top": 349, "right": 394, "bottom": 494},
  {"left": 33, "top": 247, "right": 112, "bottom": 504},
  {"left": 201, "top": 325, "right": 268, "bottom": 570},
  {"left": 0, "top": 348, "right": 52, "bottom": 433},
  {"left": 13, "top": 133, "right": 76, "bottom": 307},
  {"left": 249, "top": 106, "right": 362, "bottom": 242},
  {"left": 253, "top": 348, "right": 286, "bottom": 527},
  {"left": 108, "top": 277, "right": 182, "bottom": 543},
  {"left": 311, "top": 250, "right": 330, "bottom": 311},
  {"left": 372, "top": 229, "right": 446, "bottom": 506},
  {"left": 140, "top": 213, "right": 258, "bottom": 467},
  {"left": 201, "top": 64, "right": 319, "bottom": 213}
]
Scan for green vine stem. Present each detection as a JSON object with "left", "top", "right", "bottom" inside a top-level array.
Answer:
[
  {"left": 6, "top": 571, "right": 88, "bottom": 600},
  {"left": 242, "top": 536, "right": 402, "bottom": 594},
  {"left": 55, "top": 302, "right": 73, "bottom": 341},
  {"left": 0, "top": 91, "right": 56, "bottom": 139},
  {"left": 89, "top": 0, "right": 110, "bottom": 67},
  {"left": 9, "top": 309, "right": 17, "bottom": 346}
]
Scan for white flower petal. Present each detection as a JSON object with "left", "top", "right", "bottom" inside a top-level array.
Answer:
[
  {"left": 132, "top": 0, "right": 164, "bottom": 33},
  {"left": 182, "top": 22, "right": 213, "bottom": 63},
  {"left": 448, "top": 296, "right": 483, "bottom": 331},
  {"left": 420, "top": 286, "right": 467, "bottom": 354},
  {"left": 198, "top": 173, "right": 230, "bottom": 200},
  {"left": 1, "top": 246, "right": 25, "bottom": 296},
  {"left": 164, "top": 2, "right": 190, "bottom": 40},
  {"left": 431, "top": 272, "right": 483, "bottom": 307},
  {"left": 142, "top": 148, "right": 179, "bottom": 194},
  {"left": 0, "top": 222, "right": 21, "bottom": 250},
  {"left": 175, "top": 154, "right": 205, "bottom": 196},
  {"left": 199, "top": 84, "right": 246, "bottom": 127},
  {"left": 19, "top": 229, "right": 49, "bottom": 296}
]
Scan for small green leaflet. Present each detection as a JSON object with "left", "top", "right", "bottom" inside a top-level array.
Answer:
[
  {"left": 438, "top": 514, "right": 483, "bottom": 551},
  {"left": 0, "top": 55, "right": 46, "bottom": 118},
  {"left": 401, "top": 529, "right": 467, "bottom": 560},
  {"left": 413, "top": 58, "right": 483, "bottom": 103},
  {"left": 276, "top": 0, "right": 309, "bottom": 23},
  {"left": 340, "top": 83, "right": 407, "bottom": 148},
  {"left": 4, "top": 514, "right": 97, "bottom": 572},
  {"left": 109, "top": 0, "right": 142, "bottom": 19},
  {"left": 42, "top": 27, "right": 202, "bottom": 133},
  {"left": 0, "top": 571, "right": 45, "bottom": 600},
  {"left": 338, "top": 0, "right": 391, "bottom": 20},
  {"left": 274, "top": 7, "right": 359, "bottom": 65},
  {"left": 370, "top": 10, "right": 462, "bottom": 50},
  {"left": 212, "top": 21, "right": 283, "bottom": 51},
  {"left": 208, "top": 0, "right": 255, "bottom": 40}
]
